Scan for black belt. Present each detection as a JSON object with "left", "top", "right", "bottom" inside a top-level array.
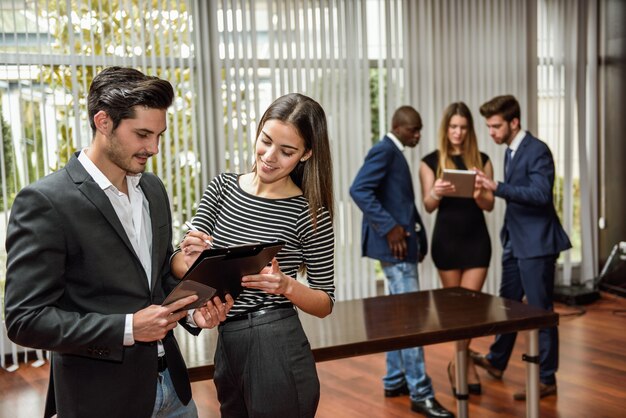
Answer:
[
  {"left": 224, "top": 304, "right": 294, "bottom": 324},
  {"left": 157, "top": 355, "right": 167, "bottom": 372}
]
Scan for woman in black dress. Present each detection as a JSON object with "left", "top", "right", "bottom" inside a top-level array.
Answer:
[{"left": 419, "top": 102, "right": 494, "bottom": 396}]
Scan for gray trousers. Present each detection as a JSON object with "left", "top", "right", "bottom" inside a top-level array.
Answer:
[{"left": 214, "top": 308, "right": 320, "bottom": 418}]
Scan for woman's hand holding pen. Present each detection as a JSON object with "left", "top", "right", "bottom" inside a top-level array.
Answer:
[
  {"left": 181, "top": 222, "right": 213, "bottom": 268},
  {"left": 241, "top": 258, "right": 294, "bottom": 296}
]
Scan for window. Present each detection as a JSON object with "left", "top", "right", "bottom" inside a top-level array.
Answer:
[{"left": 0, "top": 0, "right": 200, "bottom": 285}]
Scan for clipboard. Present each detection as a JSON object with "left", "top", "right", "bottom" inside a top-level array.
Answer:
[
  {"left": 442, "top": 169, "right": 476, "bottom": 198},
  {"left": 163, "top": 241, "right": 285, "bottom": 311}
]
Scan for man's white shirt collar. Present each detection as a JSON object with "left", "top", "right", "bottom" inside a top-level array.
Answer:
[
  {"left": 508, "top": 129, "right": 526, "bottom": 155},
  {"left": 78, "top": 149, "right": 142, "bottom": 192},
  {"left": 387, "top": 132, "right": 405, "bottom": 152}
]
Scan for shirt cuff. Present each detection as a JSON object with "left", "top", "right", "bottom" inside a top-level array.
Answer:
[{"left": 124, "top": 313, "right": 135, "bottom": 346}]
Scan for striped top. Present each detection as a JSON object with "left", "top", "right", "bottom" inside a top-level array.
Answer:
[{"left": 189, "top": 173, "right": 335, "bottom": 316}]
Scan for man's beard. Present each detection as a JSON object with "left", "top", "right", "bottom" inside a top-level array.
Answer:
[{"left": 106, "top": 133, "right": 153, "bottom": 174}]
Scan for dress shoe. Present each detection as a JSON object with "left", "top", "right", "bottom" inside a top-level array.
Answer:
[
  {"left": 447, "top": 361, "right": 482, "bottom": 396},
  {"left": 410, "top": 397, "right": 455, "bottom": 418},
  {"left": 513, "top": 383, "right": 557, "bottom": 400},
  {"left": 469, "top": 351, "right": 503, "bottom": 380},
  {"left": 384, "top": 383, "right": 410, "bottom": 397}
]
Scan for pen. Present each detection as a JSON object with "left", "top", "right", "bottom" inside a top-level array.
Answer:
[
  {"left": 184, "top": 221, "right": 212, "bottom": 246},
  {"left": 184, "top": 221, "right": 198, "bottom": 231}
]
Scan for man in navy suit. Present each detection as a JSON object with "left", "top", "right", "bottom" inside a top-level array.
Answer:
[
  {"left": 473, "top": 95, "right": 571, "bottom": 400},
  {"left": 350, "top": 106, "right": 454, "bottom": 418}
]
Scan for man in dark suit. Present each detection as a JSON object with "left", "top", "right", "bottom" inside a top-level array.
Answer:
[
  {"left": 474, "top": 95, "right": 571, "bottom": 400},
  {"left": 350, "top": 106, "right": 453, "bottom": 418},
  {"left": 4, "top": 67, "right": 232, "bottom": 418}
]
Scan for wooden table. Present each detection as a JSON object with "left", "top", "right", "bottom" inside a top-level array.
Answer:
[{"left": 175, "top": 287, "right": 558, "bottom": 418}]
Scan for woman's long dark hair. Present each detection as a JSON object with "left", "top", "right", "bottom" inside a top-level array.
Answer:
[{"left": 254, "top": 93, "right": 334, "bottom": 227}]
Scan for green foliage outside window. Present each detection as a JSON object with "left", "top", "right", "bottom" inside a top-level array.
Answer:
[
  {"left": 220, "top": 67, "right": 253, "bottom": 174},
  {"left": 370, "top": 69, "right": 381, "bottom": 145},
  {"left": 0, "top": 103, "right": 15, "bottom": 209},
  {"left": 1, "top": 0, "right": 201, "bottom": 289},
  {"left": 555, "top": 176, "right": 581, "bottom": 261},
  {"left": 30, "top": 0, "right": 199, "bottom": 220}
]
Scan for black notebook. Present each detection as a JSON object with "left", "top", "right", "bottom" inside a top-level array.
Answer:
[{"left": 163, "top": 241, "right": 285, "bottom": 311}]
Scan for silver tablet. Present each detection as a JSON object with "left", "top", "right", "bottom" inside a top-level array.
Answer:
[{"left": 442, "top": 169, "right": 476, "bottom": 198}]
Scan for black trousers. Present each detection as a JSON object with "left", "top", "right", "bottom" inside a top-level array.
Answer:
[{"left": 214, "top": 308, "right": 320, "bottom": 418}]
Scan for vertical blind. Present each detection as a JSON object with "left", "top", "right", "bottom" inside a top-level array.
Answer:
[
  {"left": 403, "top": 0, "right": 535, "bottom": 294},
  {"left": 197, "top": 0, "right": 379, "bottom": 301},
  {"left": 0, "top": 0, "right": 201, "bottom": 232},
  {"left": 536, "top": 0, "right": 598, "bottom": 285},
  {"left": 1, "top": 0, "right": 594, "bottom": 366},
  {"left": 0, "top": 0, "right": 201, "bottom": 368}
]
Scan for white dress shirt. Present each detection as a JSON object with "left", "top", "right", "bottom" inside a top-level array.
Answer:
[{"left": 77, "top": 150, "right": 160, "bottom": 353}]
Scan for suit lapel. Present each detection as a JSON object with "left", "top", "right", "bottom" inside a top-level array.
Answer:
[
  {"left": 66, "top": 157, "right": 139, "bottom": 259},
  {"left": 505, "top": 133, "right": 530, "bottom": 182},
  {"left": 139, "top": 175, "right": 161, "bottom": 291},
  {"left": 384, "top": 136, "right": 415, "bottom": 199}
]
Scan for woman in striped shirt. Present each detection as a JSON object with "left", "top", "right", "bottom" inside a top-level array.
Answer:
[{"left": 171, "top": 93, "right": 335, "bottom": 418}]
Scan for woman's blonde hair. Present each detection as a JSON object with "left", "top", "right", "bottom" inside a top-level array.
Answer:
[{"left": 436, "top": 102, "right": 483, "bottom": 177}]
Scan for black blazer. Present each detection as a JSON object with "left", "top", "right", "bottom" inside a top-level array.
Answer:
[{"left": 4, "top": 155, "right": 199, "bottom": 418}]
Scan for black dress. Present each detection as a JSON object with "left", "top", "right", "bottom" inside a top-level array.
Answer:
[{"left": 422, "top": 151, "right": 492, "bottom": 270}]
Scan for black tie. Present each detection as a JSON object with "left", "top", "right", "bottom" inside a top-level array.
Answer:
[{"left": 504, "top": 147, "right": 512, "bottom": 176}]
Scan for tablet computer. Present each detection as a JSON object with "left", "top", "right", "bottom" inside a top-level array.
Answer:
[
  {"left": 163, "top": 241, "right": 285, "bottom": 311},
  {"left": 442, "top": 169, "right": 476, "bottom": 198}
]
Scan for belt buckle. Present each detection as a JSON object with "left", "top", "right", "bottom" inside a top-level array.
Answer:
[{"left": 250, "top": 309, "right": 268, "bottom": 319}]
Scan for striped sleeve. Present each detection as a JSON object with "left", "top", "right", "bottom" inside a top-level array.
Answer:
[{"left": 298, "top": 207, "right": 336, "bottom": 303}]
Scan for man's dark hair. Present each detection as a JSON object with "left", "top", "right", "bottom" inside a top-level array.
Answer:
[
  {"left": 391, "top": 105, "right": 422, "bottom": 130},
  {"left": 87, "top": 66, "right": 174, "bottom": 134},
  {"left": 479, "top": 94, "right": 521, "bottom": 123}
]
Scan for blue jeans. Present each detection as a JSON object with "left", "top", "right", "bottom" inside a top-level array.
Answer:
[
  {"left": 381, "top": 262, "right": 434, "bottom": 402},
  {"left": 151, "top": 368, "right": 198, "bottom": 418}
]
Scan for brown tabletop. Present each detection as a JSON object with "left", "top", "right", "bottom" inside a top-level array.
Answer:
[{"left": 175, "top": 287, "right": 559, "bottom": 382}]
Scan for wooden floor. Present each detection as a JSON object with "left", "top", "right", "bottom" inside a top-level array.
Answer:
[{"left": 2, "top": 292, "right": 625, "bottom": 417}]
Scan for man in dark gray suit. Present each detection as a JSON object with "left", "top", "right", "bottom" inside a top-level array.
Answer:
[{"left": 4, "top": 67, "right": 232, "bottom": 418}]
